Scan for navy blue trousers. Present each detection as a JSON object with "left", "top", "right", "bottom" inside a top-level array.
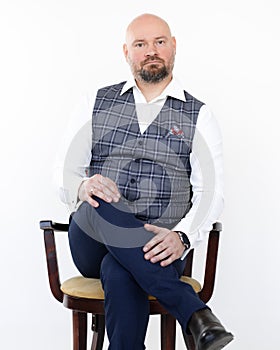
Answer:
[{"left": 68, "top": 200, "right": 206, "bottom": 350}]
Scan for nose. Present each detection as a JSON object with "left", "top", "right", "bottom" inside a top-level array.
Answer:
[{"left": 144, "top": 43, "right": 158, "bottom": 57}]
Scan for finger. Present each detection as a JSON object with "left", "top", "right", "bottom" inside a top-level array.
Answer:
[
  {"left": 89, "top": 186, "right": 114, "bottom": 203},
  {"left": 143, "top": 225, "right": 163, "bottom": 252},
  {"left": 143, "top": 235, "right": 163, "bottom": 252},
  {"left": 93, "top": 184, "right": 115, "bottom": 201},
  {"left": 144, "top": 223, "right": 162, "bottom": 234},
  {"left": 95, "top": 175, "right": 120, "bottom": 196},
  {"left": 160, "top": 254, "right": 176, "bottom": 267},
  {"left": 102, "top": 184, "right": 121, "bottom": 202},
  {"left": 91, "top": 176, "right": 120, "bottom": 202},
  {"left": 145, "top": 237, "right": 175, "bottom": 260},
  {"left": 146, "top": 246, "right": 172, "bottom": 263},
  {"left": 101, "top": 176, "right": 120, "bottom": 194},
  {"left": 87, "top": 180, "right": 116, "bottom": 202},
  {"left": 85, "top": 194, "right": 100, "bottom": 208}
]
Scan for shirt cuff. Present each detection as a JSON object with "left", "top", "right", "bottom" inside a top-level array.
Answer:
[{"left": 172, "top": 221, "right": 202, "bottom": 260}]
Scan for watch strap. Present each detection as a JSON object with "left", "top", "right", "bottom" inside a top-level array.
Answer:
[{"left": 175, "top": 231, "right": 191, "bottom": 250}]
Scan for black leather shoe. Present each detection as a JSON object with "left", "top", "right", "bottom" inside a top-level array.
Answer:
[{"left": 188, "top": 308, "right": 234, "bottom": 350}]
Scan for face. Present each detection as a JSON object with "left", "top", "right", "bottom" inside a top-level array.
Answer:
[{"left": 123, "top": 15, "right": 176, "bottom": 84}]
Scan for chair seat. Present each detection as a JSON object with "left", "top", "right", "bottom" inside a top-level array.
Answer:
[{"left": 61, "top": 275, "right": 202, "bottom": 300}]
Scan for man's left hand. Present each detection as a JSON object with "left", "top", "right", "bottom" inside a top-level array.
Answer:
[{"left": 143, "top": 224, "right": 185, "bottom": 267}]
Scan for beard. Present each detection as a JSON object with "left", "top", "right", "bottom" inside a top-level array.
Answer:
[
  {"left": 130, "top": 56, "right": 174, "bottom": 84},
  {"left": 139, "top": 64, "right": 169, "bottom": 83}
]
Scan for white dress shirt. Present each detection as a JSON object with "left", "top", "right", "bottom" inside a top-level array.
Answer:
[{"left": 54, "top": 76, "right": 224, "bottom": 255}]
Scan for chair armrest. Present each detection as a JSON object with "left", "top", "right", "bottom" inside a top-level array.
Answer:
[
  {"left": 40, "top": 220, "right": 69, "bottom": 232},
  {"left": 39, "top": 220, "right": 69, "bottom": 303},
  {"left": 198, "top": 222, "right": 222, "bottom": 303}
]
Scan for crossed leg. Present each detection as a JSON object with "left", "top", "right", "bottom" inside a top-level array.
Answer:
[{"left": 69, "top": 200, "right": 206, "bottom": 349}]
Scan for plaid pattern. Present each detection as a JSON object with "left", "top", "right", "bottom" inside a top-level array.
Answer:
[{"left": 90, "top": 82, "right": 204, "bottom": 226}]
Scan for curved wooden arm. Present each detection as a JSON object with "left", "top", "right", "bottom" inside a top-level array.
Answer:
[
  {"left": 40, "top": 220, "right": 69, "bottom": 232},
  {"left": 39, "top": 220, "right": 70, "bottom": 303},
  {"left": 198, "top": 222, "right": 222, "bottom": 303}
]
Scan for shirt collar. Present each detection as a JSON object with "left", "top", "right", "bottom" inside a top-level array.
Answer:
[{"left": 120, "top": 75, "right": 186, "bottom": 103}]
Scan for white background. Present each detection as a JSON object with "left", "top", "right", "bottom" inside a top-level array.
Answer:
[{"left": 1, "top": 0, "right": 279, "bottom": 349}]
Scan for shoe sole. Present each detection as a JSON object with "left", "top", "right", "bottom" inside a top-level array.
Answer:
[{"left": 198, "top": 333, "right": 234, "bottom": 350}]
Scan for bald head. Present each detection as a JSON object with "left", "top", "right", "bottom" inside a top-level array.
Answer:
[{"left": 125, "top": 14, "right": 172, "bottom": 45}]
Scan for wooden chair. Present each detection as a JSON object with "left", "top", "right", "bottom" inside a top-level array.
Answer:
[{"left": 39, "top": 220, "right": 222, "bottom": 350}]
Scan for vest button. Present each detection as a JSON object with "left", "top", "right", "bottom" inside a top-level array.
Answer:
[
  {"left": 138, "top": 140, "right": 143, "bottom": 146},
  {"left": 130, "top": 178, "right": 136, "bottom": 184}
]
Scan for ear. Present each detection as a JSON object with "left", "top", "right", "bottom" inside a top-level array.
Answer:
[
  {"left": 172, "top": 36, "right": 177, "bottom": 54},
  {"left": 123, "top": 43, "right": 129, "bottom": 61}
]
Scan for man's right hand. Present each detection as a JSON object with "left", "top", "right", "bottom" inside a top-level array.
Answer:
[{"left": 78, "top": 174, "right": 121, "bottom": 208}]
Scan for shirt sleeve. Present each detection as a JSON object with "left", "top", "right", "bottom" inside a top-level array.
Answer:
[
  {"left": 172, "top": 104, "right": 224, "bottom": 257},
  {"left": 52, "top": 94, "right": 94, "bottom": 212}
]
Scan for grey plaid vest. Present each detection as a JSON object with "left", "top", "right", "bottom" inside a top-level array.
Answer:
[{"left": 90, "top": 82, "right": 204, "bottom": 227}]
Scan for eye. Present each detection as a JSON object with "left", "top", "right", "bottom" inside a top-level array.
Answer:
[
  {"left": 156, "top": 39, "right": 165, "bottom": 46},
  {"left": 135, "top": 42, "right": 144, "bottom": 48}
]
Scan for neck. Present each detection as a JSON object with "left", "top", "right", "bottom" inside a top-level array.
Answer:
[{"left": 136, "top": 75, "right": 172, "bottom": 102}]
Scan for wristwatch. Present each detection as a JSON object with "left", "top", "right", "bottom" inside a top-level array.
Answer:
[{"left": 175, "top": 231, "right": 191, "bottom": 250}]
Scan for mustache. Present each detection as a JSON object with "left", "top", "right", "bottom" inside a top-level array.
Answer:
[{"left": 141, "top": 57, "right": 164, "bottom": 66}]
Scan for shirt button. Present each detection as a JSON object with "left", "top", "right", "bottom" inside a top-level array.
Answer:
[
  {"left": 130, "top": 178, "right": 136, "bottom": 184},
  {"left": 138, "top": 140, "right": 143, "bottom": 146}
]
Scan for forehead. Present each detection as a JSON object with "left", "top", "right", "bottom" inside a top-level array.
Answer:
[{"left": 126, "top": 16, "right": 172, "bottom": 44}]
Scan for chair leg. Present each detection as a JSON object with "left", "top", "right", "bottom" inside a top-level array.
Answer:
[
  {"left": 72, "top": 311, "right": 87, "bottom": 350},
  {"left": 91, "top": 314, "right": 105, "bottom": 350},
  {"left": 182, "top": 328, "right": 195, "bottom": 350},
  {"left": 161, "top": 314, "right": 176, "bottom": 350}
]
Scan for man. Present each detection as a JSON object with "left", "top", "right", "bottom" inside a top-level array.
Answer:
[{"left": 62, "top": 13, "right": 233, "bottom": 350}]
